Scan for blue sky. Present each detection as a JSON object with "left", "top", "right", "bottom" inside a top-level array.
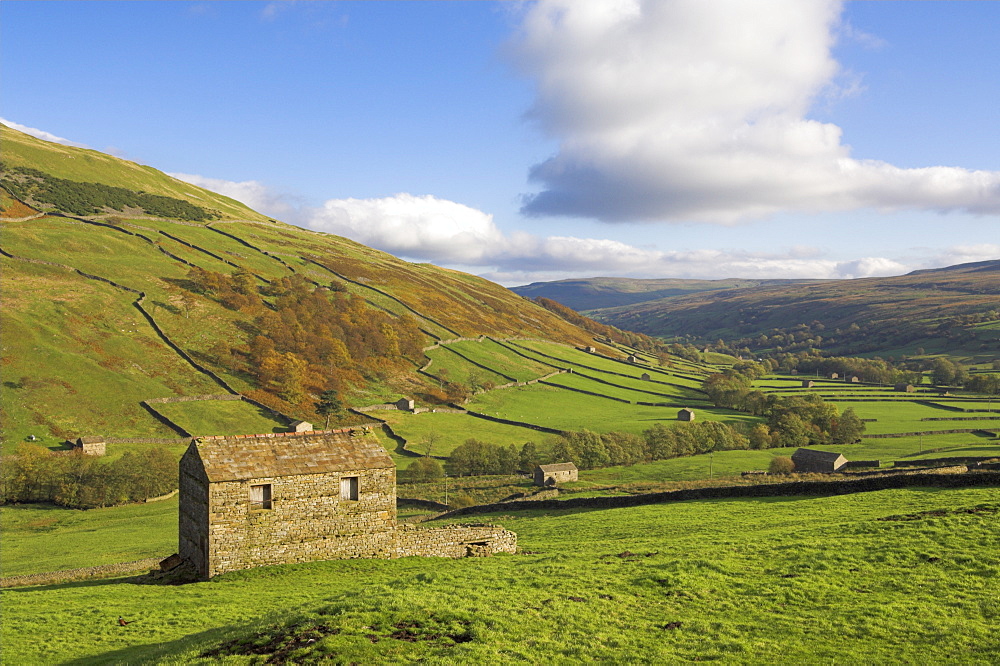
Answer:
[{"left": 3, "top": 1, "right": 998, "bottom": 285}]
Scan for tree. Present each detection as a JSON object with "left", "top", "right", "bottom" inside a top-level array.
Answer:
[
  {"left": 314, "top": 389, "right": 345, "bottom": 429},
  {"left": 769, "top": 456, "right": 795, "bottom": 474},
  {"left": 831, "top": 407, "right": 865, "bottom": 445},
  {"left": 400, "top": 456, "right": 444, "bottom": 483}
]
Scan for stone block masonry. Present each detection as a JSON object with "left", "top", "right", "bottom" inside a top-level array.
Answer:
[{"left": 179, "top": 429, "right": 516, "bottom": 579}]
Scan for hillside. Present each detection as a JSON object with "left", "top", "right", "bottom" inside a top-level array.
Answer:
[
  {"left": 564, "top": 265, "right": 1000, "bottom": 360},
  {"left": 0, "top": 124, "right": 601, "bottom": 448}
]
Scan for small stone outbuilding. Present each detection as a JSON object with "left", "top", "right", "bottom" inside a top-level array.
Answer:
[
  {"left": 534, "top": 462, "right": 578, "bottom": 486},
  {"left": 829, "top": 372, "right": 839, "bottom": 379},
  {"left": 583, "top": 346, "right": 597, "bottom": 353},
  {"left": 677, "top": 408, "right": 696, "bottom": 422},
  {"left": 641, "top": 372, "right": 652, "bottom": 381},
  {"left": 791, "top": 448, "right": 848, "bottom": 473},
  {"left": 73, "top": 436, "right": 106, "bottom": 456},
  {"left": 801, "top": 380, "right": 815, "bottom": 388},
  {"left": 626, "top": 355, "right": 640, "bottom": 364},
  {"left": 395, "top": 397, "right": 415, "bottom": 411},
  {"left": 894, "top": 383, "right": 915, "bottom": 393},
  {"left": 848, "top": 376, "right": 861, "bottom": 383},
  {"left": 179, "top": 429, "right": 515, "bottom": 579},
  {"left": 290, "top": 420, "right": 313, "bottom": 432}
]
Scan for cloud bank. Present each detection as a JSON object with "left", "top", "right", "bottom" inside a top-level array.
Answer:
[{"left": 512, "top": 0, "right": 1000, "bottom": 223}]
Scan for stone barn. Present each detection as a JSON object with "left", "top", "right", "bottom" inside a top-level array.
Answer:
[
  {"left": 641, "top": 372, "right": 652, "bottom": 381},
  {"left": 626, "top": 354, "right": 640, "bottom": 364},
  {"left": 533, "top": 462, "right": 578, "bottom": 486},
  {"left": 290, "top": 420, "right": 313, "bottom": 432},
  {"left": 395, "top": 397, "right": 415, "bottom": 411},
  {"left": 791, "top": 448, "right": 848, "bottom": 473},
  {"left": 848, "top": 376, "right": 861, "bottom": 383},
  {"left": 894, "top": 383, "right": 915, "bottom": 393},
  {"left": 178, "top": 429, "right": 515, "bottom": 579},
  {"left": 677, "top": 408, "right": 696, "bottom": 422},
  {"left": 829, "top": 372, "right": 839, "bottom": 379},
  {"left": 583, "top": 346, "right": 596, "bottom": 353},
  {"left": 801, "top": 380, "right": 815, "bottom": 388},
  {"left": 73, "top": 436, "right": 106, "bottom": 456}
]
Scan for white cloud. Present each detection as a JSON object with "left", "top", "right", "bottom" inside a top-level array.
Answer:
[
  {"left": 168, "top": 172, "right": 303, "bottom": 222},
  {"left": 0, "top": 118, "right": 90, "bottom": 148},
  {"left": 511, "top": 0, "right": 1000, "bottom": 223}
]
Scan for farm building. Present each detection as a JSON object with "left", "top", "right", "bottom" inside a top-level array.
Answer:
[
  {"left": 583, "top": 346, "right": 596, "bottom": 353},
  {"left": 894, "top": 383, "right": 915, "bottom": 393},
  {"left": 801, "top": 380, "right": 815, "bottom": 388},
  {"left": 677, "top": 408, "right": 696, "bottom": 422},
  {"left": 290, "top": 420, "right": 313, "bottom": 432},
  {"left": 178, "top": 429, "right": 516, "bottom": 579},
  {"left": 626, "top": 354, "right": 640, "bottom": 364},
  {"left": 848, "top": 376, "right": 861, "bottom": 383},
  {"left": 641, "top": 372, "right": 652, "bottom": 381},
  {"left": 73, "top": 436, "right": 106, "bottom": 456},
  {"left": 829, "top": 372, "right": 839, "bottom": 379},
  {"left": 791, "top": 448, "right": 848, "bottom": 473},
  {"left": 790, "top": 369, "right": 799, "bottom": 375},
  {"left": 395, "top": 397, "right": 415, "bottom": 411},
  {"left": 534, "top": 462, "right": 578, "bottom": 486}
]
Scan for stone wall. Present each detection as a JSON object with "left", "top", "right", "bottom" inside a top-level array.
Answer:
[
  {"left": 394, "top": 524, "right": 517, "bottom": 558},
  {"left": 203, "top": 467, "right": 397, "bottom": 578},
  {"left": 0, "top": 558, "right": 162, "bottom": 589}
]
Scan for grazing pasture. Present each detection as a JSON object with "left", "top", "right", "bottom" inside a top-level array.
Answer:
[{"left": 2, "top": 487, "right": 998, "bottom": 663}]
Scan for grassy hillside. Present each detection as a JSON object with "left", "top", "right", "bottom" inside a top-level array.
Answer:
[
  {"left": 3, "top": 486, "right": 998, "bottom": 663},
  {"left": 0, "top": 128, "right": 606, "bottom": 451}
]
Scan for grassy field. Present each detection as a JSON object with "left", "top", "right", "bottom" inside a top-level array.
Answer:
[
  {"left": 2, "top": 486, "right": 998, "bottom": 663},
  {"left": 151, "top": 399, "right": 288, "bottom": 437},
  {"left": 0, "top": 498, "right": 178, "bottom": 576},
  {"left": 380, "top": 411, "right": 551, "bottom": 457}
]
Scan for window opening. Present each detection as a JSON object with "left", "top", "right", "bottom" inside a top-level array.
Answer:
[
  {"left": 250, "top": 483, "right": 272, "bottom": 510},
  {"left": 340, "top": 476, "right": 359, "bottom": 500}
]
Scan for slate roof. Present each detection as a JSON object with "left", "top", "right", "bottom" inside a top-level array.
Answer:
[
  {"left": 791, "top": 448, "right": 846, "bottom": 463},
  {"left": 537, "top": 462, "right": 578, "bottom": 473},
  {"left": 78, "top": 436, "right": 105, "bottom": 444},
  {"left": 190, "top": 428, "right": 394, "bottom": 482}
]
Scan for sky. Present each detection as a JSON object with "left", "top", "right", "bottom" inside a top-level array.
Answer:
[{"left": 2, "top": 1, "right": 999, "bottom": 286}]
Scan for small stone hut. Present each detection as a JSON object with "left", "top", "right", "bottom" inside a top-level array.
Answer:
[
  {"left": 178, "top": 429, "right": 515, "bottom": 579},
  {"left": 801, "top": 380, "right": 815, "bottom": 388},
  {"left": 677, "top": 408, "right": 696, "bottom": 422},
  {"left": 533, "top": 462, "right": 578, "bottom": 486},
  {"left": 829, "top": 372, "right": 839, "bottom": 379},
  {"left": 848, "top": 376, "right": 861, "bottom": 383},
  {"left": 626, "top": 354, "right": 640, "bottom": 364},
  {"left": 73, "top": 436, "right": 106, "bottom": 456},
  {"left": 641, "top": 372, "right": 652, "bottom": 381},
  {"left": 395, "top": 397, "right": 415, "bottom": 411},
  {"left": 583, "top": 346, "right": 597, "bottom": 353},
  {"left": 791, "top": 448, "right": 847, "bottom": 473},
  {"left": 894, "top": 383, "right": 915, "bottom": 393},
  {"left": 290, "top": 420, "right": 313, "bottom": 433}
]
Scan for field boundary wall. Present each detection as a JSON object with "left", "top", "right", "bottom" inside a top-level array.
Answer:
[
  {"left": 438, "top": 470, "right": 1000, "bottom": 520},
  {"left": 1, "top": 558, "right": 162, "bottom": 589}
]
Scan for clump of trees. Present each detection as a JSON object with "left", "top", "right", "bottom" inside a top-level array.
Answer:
[
  {"left": 702, "top": 360, "right": 865, "bottom": 447},
  {"left": 0, "top": 445, "right": 176, "bottom": 508},
  {"left": 399, "top": 456, "right": 445, "bottom": 483},
  {"left": 1, "top": 165, "right": 214, "bottom": 220},
  {"left": 185, "top": 269, "right": 425, "bottom": 412}
]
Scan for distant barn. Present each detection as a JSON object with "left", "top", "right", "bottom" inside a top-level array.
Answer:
[
  {"left": 801, "top": 380, "right": 815, "bottom": 388},
  {"left": 73, "top": 436, "right": 106, "bottom": 456},
  {"left": 792, "top": 448, "right": 847, "bottom": 473},
  {"left": 290, "top": 420, "right": 313, "bottom": 433},
  {"left": 677, "top": 408, "right": 696, "bottom": 422},
  {"left": 894, "top": 383, "right": 915, "bottom": 393},
  {"left": 534, "top": 462, "right": 578, "bottom": 486}
]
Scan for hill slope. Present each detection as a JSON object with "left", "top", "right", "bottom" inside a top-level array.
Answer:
[
  {"left": 587, "top": 262, "right": 1000, "bottom": 357},
  {"left": 0, "top": 125, "right": 600, "bottom": 448}
]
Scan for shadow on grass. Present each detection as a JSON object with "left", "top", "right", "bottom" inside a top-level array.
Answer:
[{"left": 62, "top": 625, "right": 232, "bottom": 666}]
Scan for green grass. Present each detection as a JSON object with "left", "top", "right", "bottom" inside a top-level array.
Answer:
[
  {"left": 2, "top": 487, "right": 998, "bottom": 663},
  {"left": 0, "top": 497, "right": 178, "bottom": 576},
  {"left": 467, "top": 383, "right": 757, "bottom": 435},
  {"left": 380, "top": 411, "right": 553, "bottom": 457},
  {"left": 151, "top": 399, "right": 288, "bottom": 437}
]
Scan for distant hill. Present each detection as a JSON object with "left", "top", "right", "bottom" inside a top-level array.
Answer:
[
  {"left": 0, "top": 124, "right": 608, "bottom": 447},
  {"left": 510, "top": 276, "right": 817, "bottom": 312},
  {"left": 584, "top": 262, "right": 1000, "bottom": 359}
]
